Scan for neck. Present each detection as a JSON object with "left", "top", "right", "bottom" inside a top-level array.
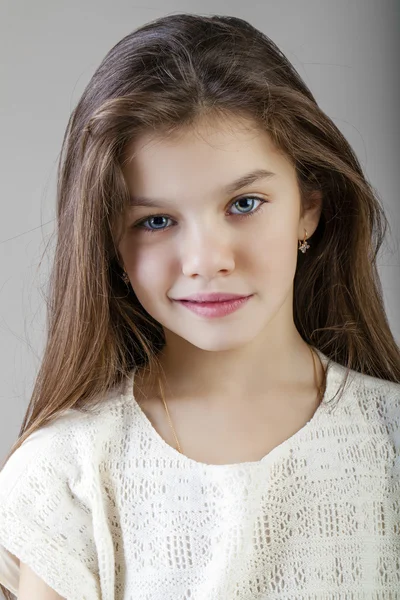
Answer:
[{"left": 135, "top": 329, "right": 326, "bottom": 409}]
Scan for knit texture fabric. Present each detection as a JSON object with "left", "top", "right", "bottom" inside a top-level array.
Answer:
[{"left": 0, "top": 350, "right": 399, "bottom": 599}]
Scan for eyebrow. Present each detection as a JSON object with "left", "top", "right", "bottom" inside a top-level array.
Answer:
[{"left": 128, "top": 168, "right": 276, "bottom": 208}]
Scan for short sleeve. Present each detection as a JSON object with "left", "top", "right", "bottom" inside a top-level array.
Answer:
[{"left": 0, "top": 417, "right": 101, "bottom": 600}]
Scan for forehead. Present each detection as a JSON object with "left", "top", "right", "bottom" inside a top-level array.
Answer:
[
  {"left": 124, "top": 114, "right": 288, "bottom": 164},
  {"left": 121, "top": 116, "right": 294, "bottom": 197}
]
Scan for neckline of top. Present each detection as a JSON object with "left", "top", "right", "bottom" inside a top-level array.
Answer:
[{"left": 122, "top": 348, "right": 352, "bottom": 471}]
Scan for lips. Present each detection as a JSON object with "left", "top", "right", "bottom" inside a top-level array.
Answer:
[
  {"left": 176, "top": 295, "right": 253, "bottom": 317},
  {"left": 176, "top": 293, "right": 251, "bottom": 303}
]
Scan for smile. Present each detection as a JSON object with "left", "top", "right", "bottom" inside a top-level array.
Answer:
[{"left": 175, "top": 295, "right": 253, "bottom": 318}]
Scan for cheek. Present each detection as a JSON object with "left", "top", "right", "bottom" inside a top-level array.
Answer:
[
  {"left": 248, "top": 232, "right": 298, "bottom": 312},
  {"left": 249, "top": 225, "right": 298, "bottom": 277},
  {"left": 129, "top": 246, "right": 173, "bottom": 303}
]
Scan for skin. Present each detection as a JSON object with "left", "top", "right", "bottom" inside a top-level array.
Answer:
[
  {"left": 18, "top": 560, "right": 65, "bottom": 599},
  {"left": 117, "top": 114, "right": 324, "bottom": 463}
]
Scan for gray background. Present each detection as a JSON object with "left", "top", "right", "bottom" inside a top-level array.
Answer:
[{"left": 1, "top": 0, "right": 399, "bottom": 500}]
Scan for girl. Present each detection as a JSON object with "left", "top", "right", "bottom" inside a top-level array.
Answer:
[{"left": 0, "top": 12, "right": 399, "bottom": 600}]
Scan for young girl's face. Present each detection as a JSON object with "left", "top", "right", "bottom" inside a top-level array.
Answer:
[{"left": 118, "top": 115, "right": 320, "bottom": 353}]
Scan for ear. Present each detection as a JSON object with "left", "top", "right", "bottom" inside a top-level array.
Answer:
[{"left": 298, "top": 190, "right": 323, "bottom": 240}]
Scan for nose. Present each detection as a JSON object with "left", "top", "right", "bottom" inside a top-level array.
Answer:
[{"left": 180, "top": 222, "right": 235, "bottom": 279}]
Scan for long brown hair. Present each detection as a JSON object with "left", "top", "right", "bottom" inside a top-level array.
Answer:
[{"left": 1, "top": 13, "right": 399, "bottom": 598}]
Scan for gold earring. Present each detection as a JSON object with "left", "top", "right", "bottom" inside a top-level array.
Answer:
[
  {"left": 298, "top": 229, "right": 310, "bottom": 253},
  {"left": 122, "top": 270, "right": 130, "bottom": 284}
]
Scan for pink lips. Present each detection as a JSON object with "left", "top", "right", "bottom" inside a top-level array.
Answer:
[
  {"left": 175, "top": 294, "right": 253, "bottom": 318},
  {"left": 176, "top": 292, "right": 251, "bottom": 302}
]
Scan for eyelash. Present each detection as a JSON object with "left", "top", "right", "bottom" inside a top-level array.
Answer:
[{"left": 131, "top": 195, "right": 268, "bottom": 235}]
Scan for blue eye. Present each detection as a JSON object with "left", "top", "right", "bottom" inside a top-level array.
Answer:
[{"left": 132, "top": 195, "right": 267, "bottom": 234}]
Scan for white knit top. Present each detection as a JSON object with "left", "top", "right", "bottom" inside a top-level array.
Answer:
[{"left": 0, "top": 350, "right": 399, "bottom": 599}]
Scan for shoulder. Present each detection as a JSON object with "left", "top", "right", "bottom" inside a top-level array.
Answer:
[
  {"left": 0, "top": 378, "right": 134, "bottom": 600},
  {"left": 0, "top": 375, "right": 133, "bottom": 493},
  {"left": 349, "top": 367, "right": 400, "bottom": 411},
  {"left": 340, "top": 366, "right": 400, "bottom": 449},
  {"left": 328, "top": 357, "right": 400, "bottom": 407}
]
